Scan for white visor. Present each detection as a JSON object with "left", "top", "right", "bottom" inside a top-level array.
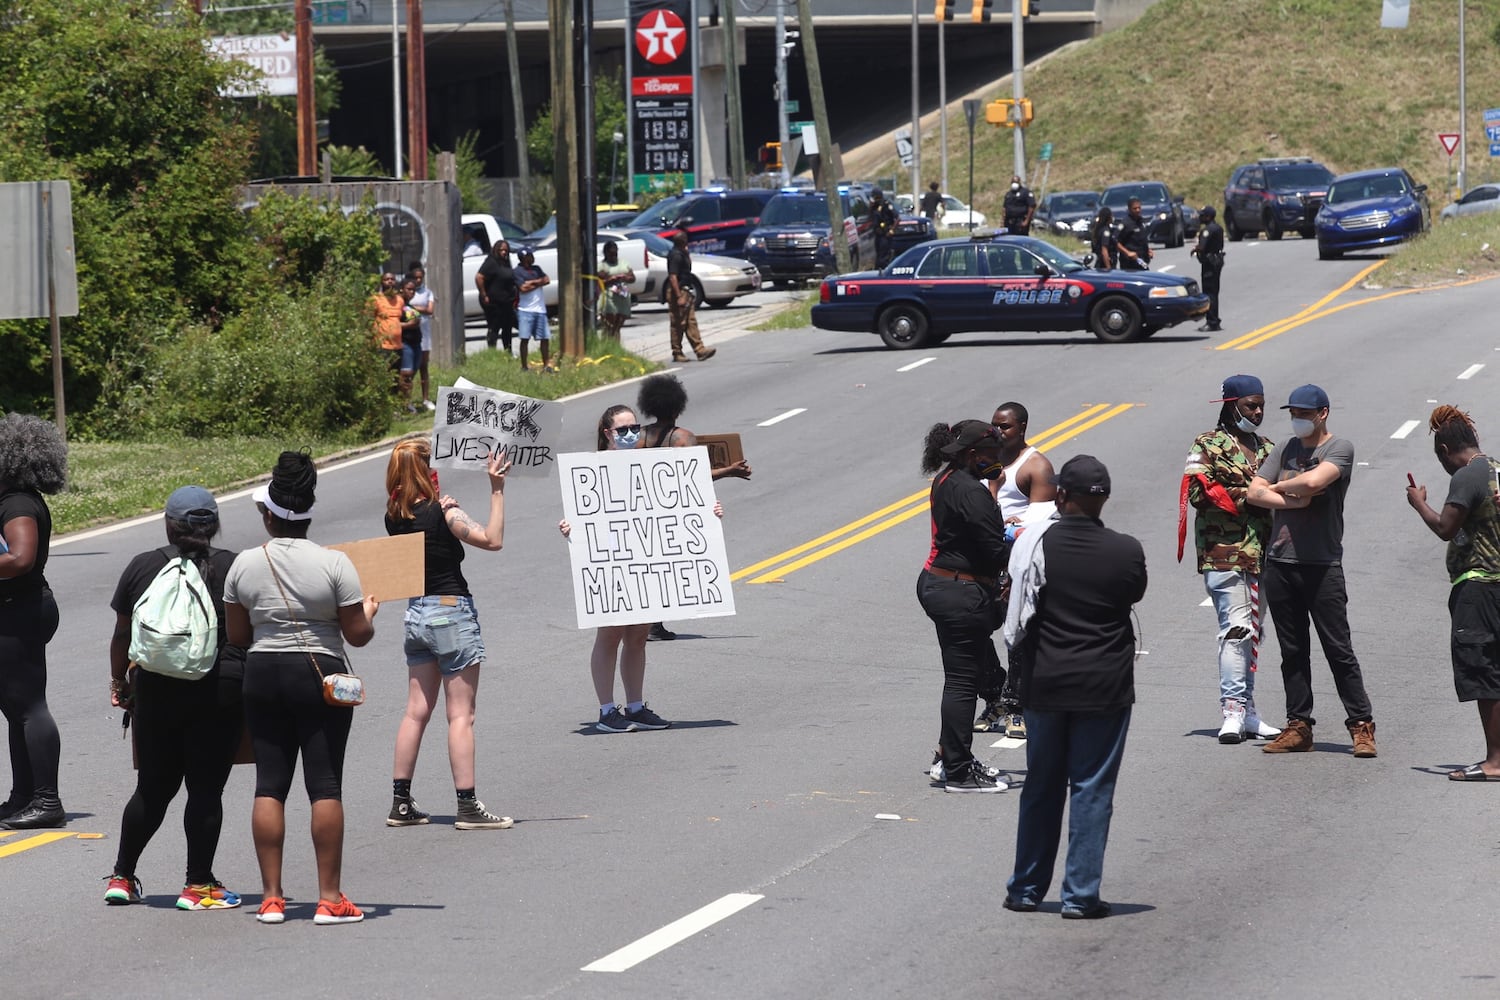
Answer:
[{"left": 252, "top": 484, "right": 314, "bottom": 521}]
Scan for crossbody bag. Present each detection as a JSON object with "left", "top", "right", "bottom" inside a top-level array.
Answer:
[{"left": 261, "top": 543, "right": 365, "bottom": 707}]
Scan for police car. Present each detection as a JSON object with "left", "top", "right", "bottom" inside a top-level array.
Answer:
[{"left": 809, "top": 233, "right": 1210, "bottom": 349}]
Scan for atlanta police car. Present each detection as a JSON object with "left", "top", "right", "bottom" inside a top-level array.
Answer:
[{"left": 809, "top": 233, "right": 1210, "bottom": 349}]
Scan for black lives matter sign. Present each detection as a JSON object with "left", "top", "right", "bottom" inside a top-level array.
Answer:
[{"left": 628, "top": 0, "right": 695, "bottom": 184}]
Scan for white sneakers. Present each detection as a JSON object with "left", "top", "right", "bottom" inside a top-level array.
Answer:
[
  {"left": 1243, "top": 699, "right": 1283, "bottom": 739},
  {"left": 1218, "top": 701, "right": 1247, "bottom": 744}
]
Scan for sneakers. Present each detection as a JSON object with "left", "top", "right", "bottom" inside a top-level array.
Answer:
[
  {"left": 927, "top": 750, "right": 1003, "bottom": 783},
  {"left": 256, "top": 896, "right": 286, "bottom": 924},
  {"left": 176, "top": 881, "right": 241, "bottom": 911},
  {"left": 1061, "top": 900, "right": 1112, "bottom": 920},
  {"left": 1243, "top": 700, "right": 1282, "bottom": 739},
  {"left": 1005, "top": 713, "right": 1028, "bottom": 740},
  {"left": 943, "top": 767, "right": 1008, "bottom": 793},
  {"left": 386, "top": 795, "right": 430, "bottom": 827},
  {"left": 1348, "top": 720, "right": 1378, "bottom": 758},
  {"left": 624, "top": 703, "right": 672, "bottom": 731},
  {"left": 103, "top": 874, "right": 143, "bottom": 905},
  {"left": 973, "top": 701, "right": 1005, "bottom": 732},
  {"left": 0, "top": 798, "right": 66, "bottom": 830},
  {"left": 455, "top": 799, "right": 514, "bottom": 831},
  {"left": 1262, "top": 718, "right": 1314, "bottom": 753},
  {"left": 422, "top": 399, "right": 436, "bottom": 412},
  {"left": 1002, "top": 895, "right": 1039, "bottom": 913},
  {"left": 1218, "top": 700, "right": 1247, "bottom": 744},
  {"left": 647, "top": 623, "right": 678, "bottom": 641},
  {"left": 596, "top": 706, "right": 633, "bottom": 733},
  {"left": 312, "top": 893, "right": 364, "bottom": 925}
]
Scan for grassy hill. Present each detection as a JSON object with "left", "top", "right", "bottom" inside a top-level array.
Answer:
[{"left": 863, "top": 0, "right": 1500, "bottom": 215}]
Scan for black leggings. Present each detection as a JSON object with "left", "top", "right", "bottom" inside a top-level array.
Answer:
[
  {"left": 244, "top": 651, "right": 353, "bottom": 803},
  {"left": 0, "top": 592, "right": 61, "bottom": 805},
  {"left": 917, "top": 570, "right": 1004, "bottom": 774},
  {"left": 113, "top": 668, "right": 243, "bottom": 883}
]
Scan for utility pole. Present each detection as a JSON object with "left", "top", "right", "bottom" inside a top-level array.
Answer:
[
  {"left": 295, "top": 0, "right": 315, "bottom": 176},
  {"left": 798, "top": 0, "right": 851, "bottom": 273},
  {"left": 504, "top": 0, "right": 531, "bottom": 227},
  {"left": 723, "top": 0, "right": 746, "bottom": 189},
  {"left": 775, "top": 2, "right": 791, "bottom": 185},
  {"left": 1011, "top": 0, "right": 1025, "bottom": 181},
  {"left": 550, "top": 0, "right": 583, "bottom": 356},
  {"left": 405, "top": 0, "right": 428, "bottom": 180},
  {"left": 390, "top": 0, "right": 403, "bottom": 178},
  {"left": 578, "top": 0, "right": 597, "bottom": 339},
  {"left": 1457, "top": 0, "right": 1467, "bottom": 197},
  {"left": 909, "top": 0, "right": 920, "bottom": 198},
  {"left": 938, "top": 16, "right": 948, "bottom": 197}
]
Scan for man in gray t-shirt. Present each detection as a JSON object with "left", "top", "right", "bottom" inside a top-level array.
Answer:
[{"left": 1248, "top": 384, "right": 1376, "bottom": 757}]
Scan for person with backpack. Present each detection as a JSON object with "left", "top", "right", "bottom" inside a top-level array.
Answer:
[{"left": 102, "top": 486, "right": 247, "bottom": 909}]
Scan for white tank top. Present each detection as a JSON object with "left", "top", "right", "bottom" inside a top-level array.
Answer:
[{"left": 995, "top": 446, "right": 1037, "bottom": 521}]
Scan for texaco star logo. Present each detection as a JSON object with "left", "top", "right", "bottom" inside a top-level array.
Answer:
[{"left": 635, "top": 10, "right": 687, "bottom": 64}]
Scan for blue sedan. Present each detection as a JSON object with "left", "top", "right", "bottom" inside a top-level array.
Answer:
[
  {"left": 810, "top": 234, "right": 1210, "bottom": 348},
  {"left": 1315, "top": 167, "right": 1430, "bottom": 260}
]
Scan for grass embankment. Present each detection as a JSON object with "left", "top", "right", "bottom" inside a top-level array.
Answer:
[
  {"left": 1377, "top": 213, "right": 1500, "bottom": 287},
  {"left": 750, "top": 291, "right": 820, "bottom": 330},
  {"left": 52, "top": 336, "right": 657, "bottom": 535}
]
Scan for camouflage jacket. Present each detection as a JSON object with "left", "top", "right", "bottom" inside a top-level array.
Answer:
[{"left": 1184, "top": 428, "right": 1273, "bottom": 572}]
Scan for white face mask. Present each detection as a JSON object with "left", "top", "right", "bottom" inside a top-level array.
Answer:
[
  {"left": 1291, "top": 417, "right": 1316, "bottom": 438},
  {"left": 1011, "top": 183, "right": 1020, "bottom": 191},
  {"left": 1235, "top": 414, "right": 1260, "bottom": 435}
]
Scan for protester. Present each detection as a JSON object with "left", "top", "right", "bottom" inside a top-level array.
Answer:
[
  {"left": 384, "top": 440, "right": 514, "bottom": 830},
  {"left": 919, "top": 181, "right": 944, "bottom": 222},
  {"left": 397, "top": 277, "right": 422, "bottom": 413},
  {"left": 476, "top": 241, "right": 518, "bottom": 353},
  {"left": 513, "top": 247, "right": 553, "bottom": 373},
  {"left": 1405, "top": 406, "right": 1500, "bottom": 781},
  {"left": 1180, "top": 375, "right": 1281, "bottom": 743},
  {"left": 1249, "top": 384, "right": 1377, "bottom": 757},
  {"left": 597, "top": 240, "right": 635, "bottom": 341},
  {"left": 917, "top": 420, "right": 1011, "bottom": 793},
  {"left": 223, "top": 451, "right": 379, "bottom": 925},
  {"left": 1003, "top": 456, "right": 1147, "bottom": 918},
  {"left": 405, "top": 262, "right": 437, "bottom": 412},
  {"left": 103, "top": 486, "right": 246, "bottom": 908},
  {"left": 0, "top": 414, "right": 67, "bottom": 831},
  {"left": 372, "top": 272, "right": 406, "bottom": 390}
]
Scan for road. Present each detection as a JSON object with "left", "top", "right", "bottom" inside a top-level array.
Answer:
[{"left": 9, "top": 236, "right": 1500, "bottom": 998}]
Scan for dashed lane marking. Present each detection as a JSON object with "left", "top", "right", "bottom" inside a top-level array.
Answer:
[
  {"left": 757, "top": 408, "right": 806, "bottom": 427},
  {"left": 582, "top": 893, "right": 764, "bottom": 972},
  {"left": 1458, "top": 364, "right": 1485, "bottom": 380},
  {"left": 896, "top": 357, "right": 937, "bottom": 372},
  {"left": 1391, "top": 420, "right": 1420, "bottom": 440}
]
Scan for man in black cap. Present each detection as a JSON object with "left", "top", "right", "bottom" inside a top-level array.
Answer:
[
  {"left": 1248, "top": 384, "right": 1377, "bottom": 757},
  {"left": 1190, "top": 206, "right": 1225, "bottom": 331},
  {"left": 1002, "top": 455, "right": 1146, "bottom": 919}
]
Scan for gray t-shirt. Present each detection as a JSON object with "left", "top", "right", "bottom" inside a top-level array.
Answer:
[
  {"left": 1262, "top": 435, "right": 1354, "bottom": 565},
  {"left": 223, "top": 538, "right": 363, "bottom": 656}
]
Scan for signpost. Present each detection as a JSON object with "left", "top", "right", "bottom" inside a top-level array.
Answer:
[
  {"left": 963, "top": 99, "right": 979, "bottom": 232},
  {"left": 1438, "top": 133, "right": 1460, "bottom": 156},
  {"left": 1038, "top": 142, "right": 1053, "bottom": 162}
]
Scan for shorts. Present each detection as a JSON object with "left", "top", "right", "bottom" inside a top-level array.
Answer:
[
  {"left": 420, "top": 324, "right": 432, "bottom": 353},
  {"left": 404, "top": 595, "right": 486, "bottom": 675},
  {"left": 400, "top": 341, "right": 419, "bottom": 372},
  {"left": 517, "top": 310, "right": 549, "bottom": 341},
  {"left": 1449, "top": 580, "right": 1500, "bottom": 701}
]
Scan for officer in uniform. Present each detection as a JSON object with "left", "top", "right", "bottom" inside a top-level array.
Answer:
[
  {"left": 1190, "top": 205, "right": 1225, "bottom": 332},
  {"left": 1116, "top": 198, "right": 1152, "bottom": 271},
  {"left": 870, "top": 189, "right": 898, "bottom": 268},
  {"left": 1002, "top": 175, "right": 1036, "bottom": 235}
]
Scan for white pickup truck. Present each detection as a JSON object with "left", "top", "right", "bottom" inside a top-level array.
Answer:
[{"left": 460, "top": 214, "right": 653, "bottom": 316}]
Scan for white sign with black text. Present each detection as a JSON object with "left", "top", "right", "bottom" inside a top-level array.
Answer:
[
  {"left": 430, "top": 381, "right": 562, "bottom": 477},
  {"left": 558, "top": 447, "right": 735, "bottom": 629}
]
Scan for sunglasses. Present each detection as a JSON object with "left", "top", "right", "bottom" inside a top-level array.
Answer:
[{"left": 613, "top": 424, "right": 642, "bottom": 435}]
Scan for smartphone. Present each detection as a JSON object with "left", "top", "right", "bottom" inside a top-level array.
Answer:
[{"left": 1407, "top": 473, "right": 1416, "bottom": 489}]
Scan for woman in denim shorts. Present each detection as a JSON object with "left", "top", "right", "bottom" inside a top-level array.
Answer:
[{"left": 384, "top": 440, "right": 513, "bottom": 830}]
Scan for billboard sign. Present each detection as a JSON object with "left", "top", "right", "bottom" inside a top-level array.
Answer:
[{"left": 628, "top": 0, "right": 696, "bottom": 193}]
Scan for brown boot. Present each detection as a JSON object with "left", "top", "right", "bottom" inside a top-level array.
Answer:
[
  {"left": 1347, "top": 720, "right": 1377, "bottom": 758},
  {"left": 696, "top": 347, "right": 717, "bottom": 361},
  {"left": 1262, "top": 718, "right": 1313, "bottom": 753}
]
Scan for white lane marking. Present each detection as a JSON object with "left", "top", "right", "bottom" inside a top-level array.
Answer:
[
  {"left": 582, "top": 893, "right": 764, "bottom": 972},
  {"left": 1458, "top": 364, "right": 1485, "bottom": 380},
  {"left": 1391, "top": 420, "right": 1420, "bottom": 440},
  {"left": 1200, "top": 597, "right": 1213, "bottom": 607},
  {"left": 896, "top": 356, "right": 937, "bottom": 372},
  {"left": 1158, "top": 265, "right": 1175, "bottom": 273},
  {"left": 988, "top": 736, "right": 1026, "bottom": 750},
  {"left": 758, "top": 408, "right": 806, "bottom": 427}
]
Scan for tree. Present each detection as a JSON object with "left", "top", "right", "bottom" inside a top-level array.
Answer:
[{"left": 526, "top": 69, "right": 629, "bottom": 197}]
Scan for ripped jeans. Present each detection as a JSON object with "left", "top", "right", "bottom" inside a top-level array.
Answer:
[{"left": 1204, "top": 569, "right": 1264, "bottom": 705}]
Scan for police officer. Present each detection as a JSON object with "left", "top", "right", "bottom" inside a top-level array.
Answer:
[
  {"left": 1002, "top": 175, "right": 1036, "bottom": 235},
  {"left": 1116, "top": 198, "right": 1152, "bottom": 271},
  {"left": 870, "top": 189, "right": 898, "bottom": 268},
  {"left": 1190, "top": 205, "right": 1225, "bottom": 332}
]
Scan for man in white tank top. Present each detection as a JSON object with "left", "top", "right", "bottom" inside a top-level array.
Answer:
[{"left": 974, "top": 402, "right": 1058, "bottom": 737}]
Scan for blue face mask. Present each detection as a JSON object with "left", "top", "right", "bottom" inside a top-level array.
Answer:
[
  {"left": 613, "top": 429, "right": 640, "bottom": 449},
  {"left": 1291, "top": 417, "right": 1316, "bottom": 438},
  {"left": 1236, "top": 414, "right": 1260, "bottom": 435}
]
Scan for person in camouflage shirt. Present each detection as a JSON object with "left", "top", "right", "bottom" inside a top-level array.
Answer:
[
  {"left": 1405, "top": 405, "right": 1500, "bottom": 781},
  {"left": 1180, "top": 375, "right": 1281, "bottom": 744}
]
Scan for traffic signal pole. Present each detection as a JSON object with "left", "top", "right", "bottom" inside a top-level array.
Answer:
[{"left": 798, "top": 0, "right": 852, "bottom": 274}]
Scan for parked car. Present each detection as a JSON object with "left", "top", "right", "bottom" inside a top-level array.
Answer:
[
  {"left": 1440, "top": 183, "right": 1500, "bottom": 221},
  {"left": 461, "top": 214, "right": 528, "bottom": 256},
  {"left": 1033, "top": 190, "right": 1100, "bottom": 241},
  {"left": 523, "top": 209, "right": 644, "bottom": 248},
  {"left": 1223, "top": 157, "right": 1335, "bottom": 241},
  {"left": 743, "top": 186, "right": 876, "bottom": 285},
  {"left": 605, "top": 229, "right": 762, "bottom": 309},
  {"left": 810, "top": 233, "right": 1209, "bottom": 349},
  {"left": 1100, "top": 181, "right": 1185, "bottom": 247},
  {"left": 621, "top": 189, "right": 774, "bottom": 257},
  {"left": 1315, "top": 167, "right": 1430, "bottom": 260},
  {"left": 460, "top": 214, "right": 649, "bottom": 315}
]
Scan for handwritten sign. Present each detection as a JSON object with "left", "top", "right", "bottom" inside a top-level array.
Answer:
[
  {"left": 557, "top": 446, "right": 736, "bottom": 629},
  {"left": 431, "top": 382, "right": 562, "bottom": 477}
]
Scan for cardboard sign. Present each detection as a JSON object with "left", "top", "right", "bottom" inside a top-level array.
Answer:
[
  {"left": 327, "top": 533, "right": 425, "bottom": 602},
  {"left": 558, "top": 446, "right": 736, "bottom": 629},
  {"left": 430, "top": 380, "right": 563, "bottom": 477},
  {"left": 695, "top": 433, "right": 745, "bottom": 470}
]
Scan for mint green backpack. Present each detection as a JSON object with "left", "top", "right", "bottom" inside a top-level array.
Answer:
[{"left": 129, "top": 549, "right": 218, "bottom": 679}]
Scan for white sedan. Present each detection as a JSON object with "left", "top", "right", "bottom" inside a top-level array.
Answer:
[
  {"left": 1440, "top": 183, "right": 1500, "bottom": 221},
  {"left": 601, "top": 229, "right": 762, "bottom": 309},
  {"left": 898, "top": 193, "right": 987, "bottom": 229}
]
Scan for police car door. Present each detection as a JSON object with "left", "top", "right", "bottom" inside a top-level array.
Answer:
[
  {"left": 981, "top": 244, "right": 1056, "bottom": 329},
  {"left": 914, "top": 244, "right": 984, "bottom": 328}
]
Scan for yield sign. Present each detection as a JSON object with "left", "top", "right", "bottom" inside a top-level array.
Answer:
[{"left": 1438, "top": 133, "right": 1461, "bottom": 156}]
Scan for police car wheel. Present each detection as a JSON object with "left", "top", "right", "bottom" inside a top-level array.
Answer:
[
  {"left": 1263, "top": 214, "right": 1283, "bottom": 241},
  {"left": 1225, "top": 211, "right": 1244, "bottom": 242},
  {"left": 1089, "top": 296, "right": 1143, "bottom": 344},
  {"left": 877, "top": 304, "right": 929, "bottom": 350}
]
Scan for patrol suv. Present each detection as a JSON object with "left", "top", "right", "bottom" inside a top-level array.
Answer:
[
  {"left": 622, "top": 188, "right": 773, "bottom": 258},
  {"left": 743, "top": 187, "right": 876, "bottom": 286},
  {"left": 1222, "top": 157, "right": 1334, "bottom": 241}
]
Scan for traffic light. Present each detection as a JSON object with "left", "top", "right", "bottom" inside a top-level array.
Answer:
[
  {"left": 1020, "top": 0, "right": 1039, "bottom": 16},
  {"left": 1017, "top": 98, "right": 1034, "bottom": 125},
  {"left": 971, "top": 0, "right": 992, "bottom": 22},
  {"left": 935, "top": 0, "right": 953, "bottom": 21},
  {"left": 986, "top": 99, "right": 1012, "bottom": 126}
]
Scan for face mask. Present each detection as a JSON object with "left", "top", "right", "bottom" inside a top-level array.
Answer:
[
  {"left": 1235, "top": 414, "right": 1260, "bottom": 435},
  {"left": 1011, "top": 183, "right": 1020, "bottom": 192},
  {"left": 1291, "top": 417, "right": 1316, "bottom": 438},
  {"left": 614, "top": 429, "right": 640, "bottom": 449},
  {"left": 975, "top": 457, "right": 1005, "bottom": 481}
]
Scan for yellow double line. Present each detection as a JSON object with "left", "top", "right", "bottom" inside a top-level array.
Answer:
[
  {"left": 0, "top": 830, "right": 85, "bottom": 859},
  {"left": 1217, "top": 260, "right": 1385, "bottom": 350},
  {"left": 731, "top": 403, "right": 1136, "bottom": 585}
]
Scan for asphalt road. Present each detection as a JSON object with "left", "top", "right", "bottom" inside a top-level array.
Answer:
[{"left": 9, "top": 236, "right": 1500, "bottom": 998}]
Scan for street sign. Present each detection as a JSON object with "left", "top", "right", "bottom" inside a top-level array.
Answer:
[
  {"left": 1491, "top": 143, "right": 1500, "bottom": 159},
  {"left": 894, "top": 128, "right": 914, "bottom": 168},
  {"left": 785, "top": 100, "right": 800, "bottom": 114},
  {"left": 1038, "top": 142, "right": 1053, "bottom": 162},
  {"left": 1487, "top": 125, "right": 1500, "bottom": 143},
  {"left": 1438, "top": 133, "right": 1460, "bottom": 156},
  {"left": 963, "top": 99, "right": 980, "bottom": 130},
  {"left": 1487, "top": 110, "right": 1500, "bottom": 155},
  {"left": 789, "top": 120, "right": 815, "bottom": 136}
]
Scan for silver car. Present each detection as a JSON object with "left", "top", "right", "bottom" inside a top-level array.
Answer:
[
  {"left": 604, "top": 229, "right": 763, "bottom": 309},
  {"left": 1440, "top": 183, "right": 1500, "bottom": 221}
]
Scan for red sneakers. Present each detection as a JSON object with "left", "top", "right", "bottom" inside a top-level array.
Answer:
[{"left": 313, "top": 893, "right": 364, "bottom": 925}]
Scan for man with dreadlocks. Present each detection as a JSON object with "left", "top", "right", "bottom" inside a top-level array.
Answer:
[
  {"left": 1406, "top": 405, "right": 1500, "bottom": 781},
  {"left": 1180, "top": 375, "right": 1282, "bottom": 744}
]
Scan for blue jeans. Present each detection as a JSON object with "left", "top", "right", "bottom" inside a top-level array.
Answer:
[
  {"left": 517, "top": 310, "right": 549, "bottom": 341},
  {"left": 1008, "top": 706, "right": 1131, "bottom": 911},
  {"left": 1204, "top": 569, "right": 1263, "bottom": 705}
]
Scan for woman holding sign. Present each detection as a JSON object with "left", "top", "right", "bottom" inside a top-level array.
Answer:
[{"left": 383, "top": 440, "right": 515, "bottom": 831}]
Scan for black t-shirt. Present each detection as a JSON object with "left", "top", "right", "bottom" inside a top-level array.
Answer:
[
  {"left": 919, "top": 190, "right": 942, "bottom": 218},
  {"left": 1118, "top": 214, "right": 1150, "bottom": 258},
  {"left": 925, "top": 467, "right": 1010, "bottom": 579},
  {"left": 1196, "top": 221, "right": 1225, "bottom": 257},
  {"left": 667, "top": 246, "right": 692, "bottom": 280},
  {"left": 1003, "top": 187, "right": 1035, "bottom": 220},
  {"left": 386, "top": 500, "right": 469, "bottom": 596},
  {"left": 477, "top": 254, "right": 518, "bottom": 301},
  {"left": 0, "top": 490, "right": 51, "bottom": 599},
  {"left": 110, "top": 544, "right": 244, "bottom": 680}
]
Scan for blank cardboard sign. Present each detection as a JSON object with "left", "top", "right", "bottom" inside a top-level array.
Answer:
[
  {"left": 696, "top": 433, "right": 745, "bottom": 470},
  {"left": 327, "top": 533, "right": 426, "bottom": 602}
]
